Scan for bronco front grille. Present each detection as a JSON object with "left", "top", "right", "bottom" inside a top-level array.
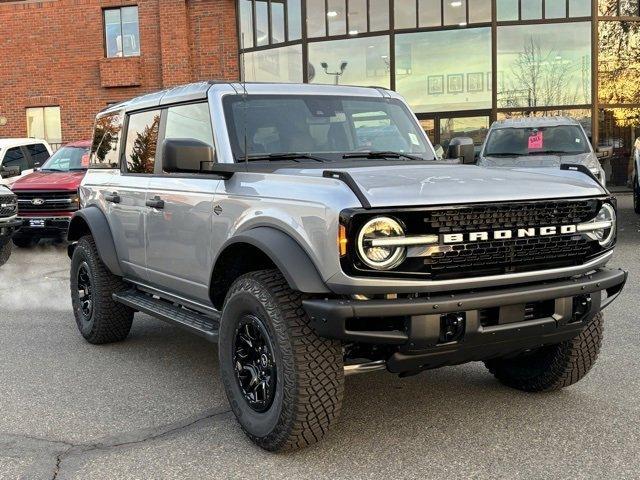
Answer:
[
  {"left": 341, "top": 198, "right": 610, "bottom": 281},
  {"left": 16, "top": 191, "right": 78, "bottom": 213},
  {"left": 0, "top": 194, "right": 17, "bottom": 217}
]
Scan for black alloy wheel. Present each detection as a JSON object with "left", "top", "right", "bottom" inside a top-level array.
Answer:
[
  {"left": 233, "top": 315, "right": 277, "bottom": 413},
  {"left": 77, "top": 262, "right": 94, "bottom": 321}
]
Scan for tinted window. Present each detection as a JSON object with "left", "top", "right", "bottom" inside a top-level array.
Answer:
[
  {"left": 104, "top": 6, "right": 140, "bottom": 58},
  {"left": 3, "top": 147, "right": 29, "bottom": 171},
  {"left": 41, "top": 147, "right": 90, "bottom": 171},
  {"left": 124, "top": 110, "right": 161, "bottom": 174},
  {"left": 26, "top": 143, "right": 50, "bottom": 166},
  {"left": 165, "top": 103, "right": 215, "bottom": 150},
  {"left": 90, "top": 113, "right": 123, "bottom": 168},
  {"left": 484, "top": 125, "right": 589, "bottom": 156}
]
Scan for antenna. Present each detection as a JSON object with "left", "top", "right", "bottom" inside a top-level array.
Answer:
[{"left": 241, "top": 33, "right": 249, "bottom": 172}]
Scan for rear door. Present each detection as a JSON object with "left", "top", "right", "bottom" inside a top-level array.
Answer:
[
  {"left": 25, "top": 143, "right": 51, "bottom": 168},
  {"left": 145, "top": 102, "right": 218, "bottom": 303},
  {"left": 1, "top": 147, "right": 31, "bottom": 185},
  {"left": 109, "top": 109, "right": 161, "bottom": 281}
]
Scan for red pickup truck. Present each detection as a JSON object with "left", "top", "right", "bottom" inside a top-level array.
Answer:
[{"left": 11, "top": 140, "right": 91, "bottom": 247}]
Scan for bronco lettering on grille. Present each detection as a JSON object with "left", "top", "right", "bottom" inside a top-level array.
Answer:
[{"left": 442, "top": 225, "right": 578, "bottom": 244}]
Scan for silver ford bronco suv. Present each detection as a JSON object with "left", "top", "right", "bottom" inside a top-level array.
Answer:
[{"left": 68, "top": 82, "right": 627, "bottom": 451}]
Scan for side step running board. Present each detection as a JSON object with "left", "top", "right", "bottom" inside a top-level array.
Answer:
[{"left": 113, "top": 289, "right": 220, "bottom": 342}]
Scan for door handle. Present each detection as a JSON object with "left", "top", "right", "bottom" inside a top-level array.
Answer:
[
  {"left": 146, "top": 196, "right": 165, "bottom": 209},
  {"left": 105, "top": 192, "right": 121, "bottom": 204}
]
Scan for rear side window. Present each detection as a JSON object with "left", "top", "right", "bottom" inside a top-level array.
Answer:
[
  {"left": 124, "top": 110, "right": 161, "bottom": 174},
  {"left": 3, "top": 147, "right": 29, "bottom": 171},
  {"left": 164, "top": 103, "right": 215, "bottom": 150},
  {"left": 26, "top": 143, "right": 50, "bottom": 167},
  {"left": 90, "top": 112, "right": 123, "bottom": 168}
]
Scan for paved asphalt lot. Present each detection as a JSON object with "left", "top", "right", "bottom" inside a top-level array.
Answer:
[{"left": 0, "top": 194, "right": 638, "bottom": 480}]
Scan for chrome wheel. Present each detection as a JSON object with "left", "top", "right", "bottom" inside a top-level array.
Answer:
[{"left": 233, "top": 315, "right": 277, "bottom": 412}]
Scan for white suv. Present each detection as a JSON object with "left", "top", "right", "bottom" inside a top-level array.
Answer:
[{"left": 0, "top": 138, "right": 52, "bottom": 186}]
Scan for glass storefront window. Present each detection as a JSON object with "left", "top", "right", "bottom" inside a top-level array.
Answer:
[
  {"left": 328, "top": 0, "right": 347, "bottom": 35},
  {"left": 307, "top": 0, "right": 326, "bottom": 37},
  {"left": 239, "top": 0, "right": 253, "bottom": 48},
  {"left": 444, "top": 0, "right": 467, "bottom": 26},
  {"left": 497, "top": 109, "right": 592, "bottom": 137},
  {"left": 569, "top": 0, "right": 591, "bottom": 17},
  {"left": 598, "top": 108, "right": 640, "bottom": 187},
  {"left": 308, "top": 36, "right": 390, "bottom": 87},
  {"left": 395, "top": 0, "right": 417, "bottom": 29},
  {"left": 348, "top": 0, "right": 368, "bottom": 34},
  {"left": 620, "top": 0, "right": 640, "bottom": 16},
  {"left": 288, "top": 0, "right": 302, "bottom": 40},
  {"left": 497, "top": 0, "right": 518, "bottom": 20},
  {"left": 243, "top": 44, "right": 303, "bottom": 83},
  {"left": 255, "top": 1, "right": 269, "bottom": 46},
  {"left": 598, "top": 0, "right": 618, "bottom": 16},
  {"left": 545, "top": 0, "right": 567, "bottom": 18},
  {"left": 497, "top": 22, "right": 591, "bottom": 108},
  {"left": 395, "top": 28, "right": 492, "bottom": 113},
  {"left": 271, "top": 1, "right": 285, "bottom": 43},
  {"left": 522, "top": 0, "right": 543, "bottom": 20},
  {"left": 439, "top": 116, "right": 489, "bottom": 149},
  {"left": 419, "top": 0, "right": 441, "bottom": 27},
  {"left": 469, "top": 0, "right": 491, "bottom": 23},
  {"left": 369, "top": 0, "right": 390, "bottom": 30},
  {"left": 598, "top": 21, "right": 640, "bottom": 105}
]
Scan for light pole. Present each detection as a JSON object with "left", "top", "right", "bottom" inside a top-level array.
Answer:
[{"left": 321, "top": 61, "right": 348, "bottom": 85}]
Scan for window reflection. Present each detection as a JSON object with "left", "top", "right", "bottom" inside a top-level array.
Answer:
[
  {"left": 497, "top": 0, "right": 518, "bottom": 20},
  {"left": 395, "top": 0, "right": 417, "bottom": 28},
  {"left": 348, "top": 0, "right": 368, "bottom": 34},
  {"left": 395, "top": 28, "right": 491, "bottom": 113},
  {"left": 328, "top": 0, "right": 347, "bottom": 36},
  {"left": 369, "top": 0, "right": 390, "bottom": 30},
  {"left": 239, "top": 0, "right": 253, "bottom": 48},
  {"left": 569, "top": 0, "right": 591, "bottom": 17},
  {"left": 545, "top": 0, "right": 567, "bottom": 18},
  {"left": 243, "top": 44, "right": 303, "bottom": 83},
  {"left": 444, "top": 0, "right": 467, "bottom": 25},
  {"left": 598, "top": 108, "right": 640, "bottom": 186},
  {"left": 439, "top": 116, "right": 489, "bottom": 149},
  {"left": 288, "top": 0, "right": 302, "bottom": 40},
  {"left": 469, "top": 0, "right": 491, "bottom": 23},
  {"left": 255, "top": 1, "right": 269, "bottom": 46},
  {"left": 598, "top": 0, "right": 619, "bottom": 15},
  {"left": 307, "top": 0, "right": 326, "bottom": 37},
  {"left": 271, "top": 1, "right": 285, "bottom": 43},
  {"left": 598, "top": 21, "right": 640, "bottom": 104},
  {"left": 308, "top": 36, "right": 390, "bottom": 87},
  {"left": 419, "top": 0, "right": 441, "bottom": 27},
  {"left": 521, "top": 0, "right": 542, "bottom": 20},
  {"left": 497, "top": 23, "right": 591, "bottom": 108},
  {"left": 620, "top": 0, "right": 640, "bottom": 15},
  {"left": 497, "top": 109, "right": 592, "bottom": 137}
]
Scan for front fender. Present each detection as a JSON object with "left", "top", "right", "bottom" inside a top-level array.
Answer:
[
  {"left": 215, "top": 226, "right": 330, "bottom": 294},
  {"left": 67, "top": 207, "right": 123, "bottom": 276}
]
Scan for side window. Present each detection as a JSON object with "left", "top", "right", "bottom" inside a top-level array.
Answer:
[
  {"left": 90, "top": 112, "right": 123, "bottom": 168},
  {"left": 3, "top": 147, "right": 29, "bottom": 171},
  {"left": 164, "top": 102, "right": 215, "bottom": 150},
  {"left": 124, "top": 110, "right": 161, "bottom": 174},
  {"left": 26, "top": 143, "right": 51, "bottom": 167}
]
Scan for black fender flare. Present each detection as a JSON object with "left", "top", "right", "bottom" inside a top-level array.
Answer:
[
  {"left": 67, "top": 207, "right": 123, "bottom": 276},
  {"left": 215, "top": 227, "right": 330, "bottom": 294}
]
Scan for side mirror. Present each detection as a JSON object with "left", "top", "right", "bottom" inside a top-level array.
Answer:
[
  {"left": 596, "top": 146, "right": 613, "bottom": 160},
  {"left": 447, "top": 137, "right": 475, "bottom": 164},
  {"left": 0, "top": 165, "right": 21, "bottom": 179},
  {"left": 162, "top": 138, "right": 235, "bottom": 179}
]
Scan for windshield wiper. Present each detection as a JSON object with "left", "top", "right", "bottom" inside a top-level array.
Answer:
[
  {"left": 69, "top": 167, "right": 88, "bottom": 171},
  {"left": 527, "top": 150, "right": 580, "bottom": 156},
  {"left": 41, "top": 168, "right": 64, "bottom": 172},
  {"left": 342, "top": 151, "right": 425, "bottom": 161},
  {"left": 244, "top": 153, "right": 327, "bottom": 163}
]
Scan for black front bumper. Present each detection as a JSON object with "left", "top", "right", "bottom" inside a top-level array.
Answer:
[
  {"left": 14, "top": 217, "right": 70, "bottom": 238},
  {"left": 303, "top": 268, "right": 627, "bottom": 373},
  {"left": 0, "top": 218, "right": 23, "bottom": 242}
]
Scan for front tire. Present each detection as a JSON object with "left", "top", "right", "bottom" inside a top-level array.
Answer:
[
  {"left": 70, "top": 235, "right": 134, "bottom": 344},
  {"left": 219, "top": 270, "right": 344, "bottom": 451},
  {"left": 485, "top": 312, "right": 604, "bottom": 392},
  {"left": 0, "top": 240, "right": 11, "bottom": 266}
]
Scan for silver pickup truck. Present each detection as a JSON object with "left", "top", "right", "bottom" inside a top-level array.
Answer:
[{"left": 67, "top": 82, "right": 626, "bottom": 451}]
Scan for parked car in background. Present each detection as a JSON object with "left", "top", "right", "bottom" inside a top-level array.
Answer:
[
  {"left": 0, "top": 185, "right": 19, "bottom": 266},
  {"left": 11, "top": 141, "right": 90, "bottom": 247},
  {"left": 632, "top": 137, "right": 640, "bottom": 214},
  {"left": 0, "top": 139, "right": 52, "bottom": 186},
  {"left": 478, "top": 117, "right": 609, "bottom": 184}
]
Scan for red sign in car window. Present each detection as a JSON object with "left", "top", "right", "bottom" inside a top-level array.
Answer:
[{"left": 528, "top": 132, "right": 543, "bottom": 149}]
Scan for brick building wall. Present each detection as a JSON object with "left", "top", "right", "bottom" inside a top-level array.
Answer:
[{"left": 0, "top": 0, "right": 239, "bottom": 144}]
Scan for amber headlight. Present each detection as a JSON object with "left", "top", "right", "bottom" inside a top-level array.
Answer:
[
  {"left": 357, "top": 217, "right": 406, "bottom": 270},
  {"left": 579, "top": 203, "right": 616, "bottom": 247}
]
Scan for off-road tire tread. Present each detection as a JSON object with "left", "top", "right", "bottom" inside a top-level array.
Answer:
[
  {"left": 71, "top": 235, "right": 133, "bottom": 344},
  {"left": 224, "top": 269, "right": 344, "bottom": 451},
  {"left": 485, "top": 312, "right": 603, "bottom": 392},
  {"left": 0, "top": 241, "right": 11, "bottom": 266}
]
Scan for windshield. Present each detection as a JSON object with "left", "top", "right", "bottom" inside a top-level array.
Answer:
[
  {"left": 41, "top": 146, "right": 90, "bottom": 172},
  {"left": 223, "top": 95, "right": 435, "bottom": 161},
  {"left": 484, "top": 125, "right": 589, "bottom": 157}
]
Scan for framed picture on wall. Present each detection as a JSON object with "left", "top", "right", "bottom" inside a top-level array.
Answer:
[
  {"left": 447, "top": 74, "right": 464, "bottom": 94},
  {"left": 467, "top": 72, "right": 484, "bottom": 92},
  {"left": 427, "top": 75, "right": 444, "bottom": 95}
]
